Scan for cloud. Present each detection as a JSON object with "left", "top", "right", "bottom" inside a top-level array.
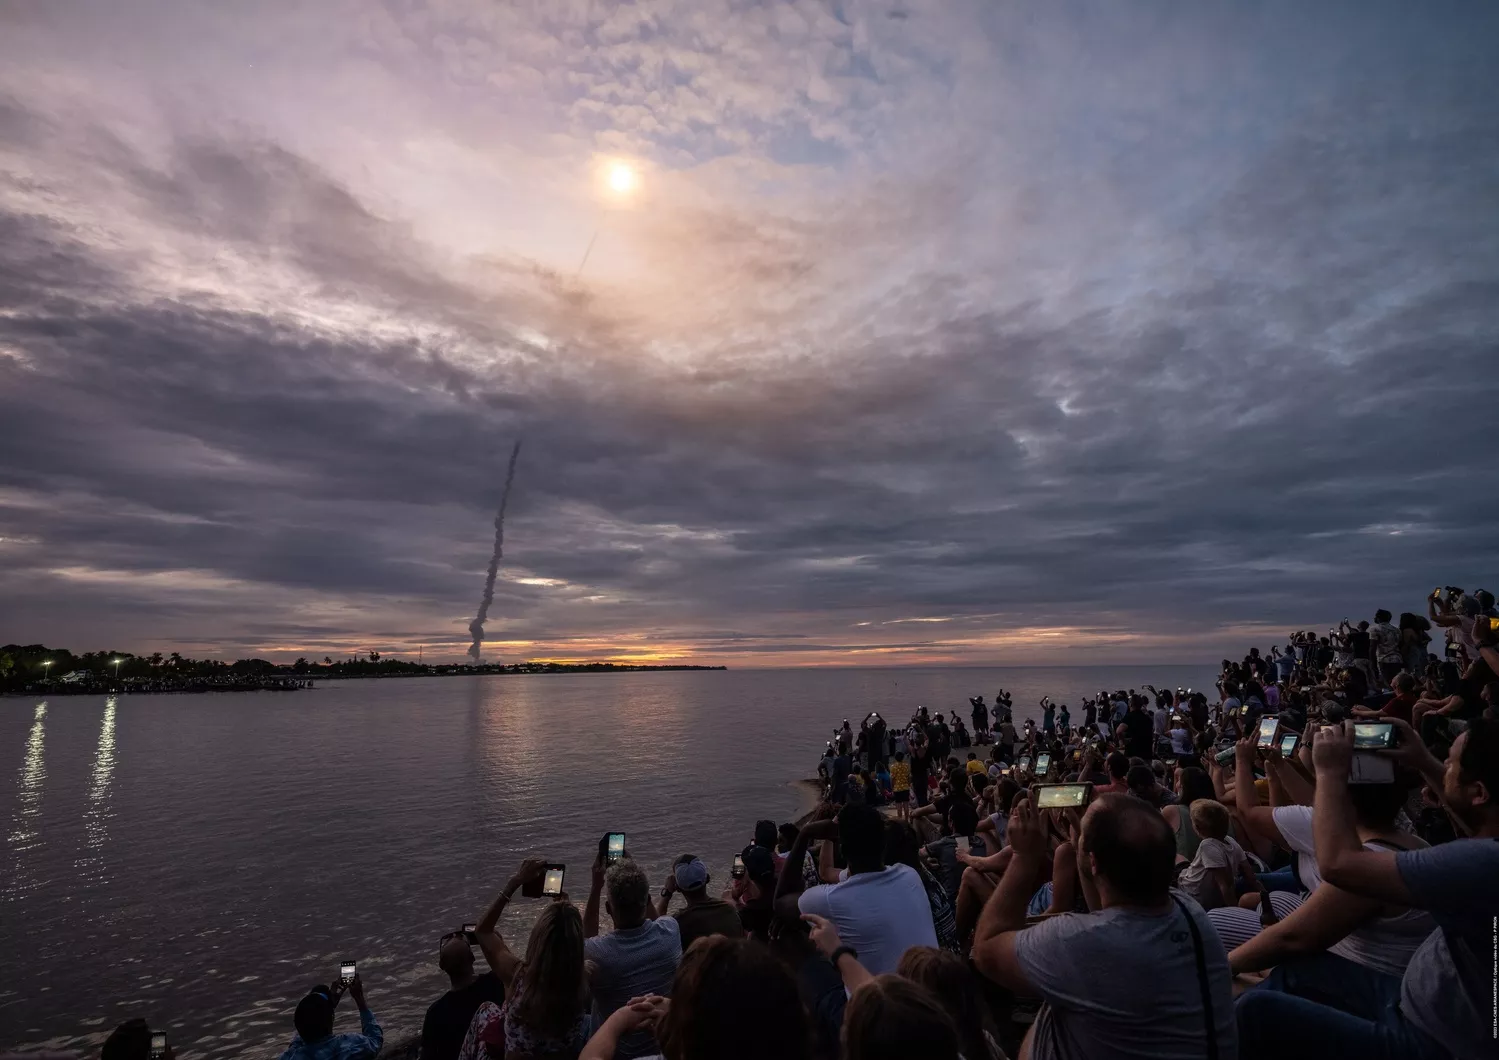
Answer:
[{"left": 0, "top": 4, "right": 1497, "bottom": 665}]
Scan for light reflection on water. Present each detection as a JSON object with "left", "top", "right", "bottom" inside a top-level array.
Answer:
[
  {"left": 6, "top": 701, "right": 47, "bottom": 896},
  {"left": 0, "top": 664, "right": 1216, "bottom": 1056},
  {"left": 75, "top": 696, "right": 118, "bottom": 881}
]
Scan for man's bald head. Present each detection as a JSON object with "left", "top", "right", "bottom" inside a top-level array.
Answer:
[
  {"left": 439, "top": 936, "right": 475, "bottom": 979},
  {"left": 1080, "top": 794, "right": 1176, "bottom": 905}
]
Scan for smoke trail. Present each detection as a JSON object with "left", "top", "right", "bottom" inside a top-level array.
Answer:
[{"left": 468, "top": 440, "right": 522, "bottom": 661}]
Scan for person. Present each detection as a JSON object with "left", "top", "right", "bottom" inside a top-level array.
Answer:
[
  {"left": 1094, "top": 752, "right": 1130, "bottom": 795},
  {"left": 1352, "top": 672, "right": 1417, "bottom": 723},
  {"left": 1176, "top": 800, "right": 1257, "bottom": 910},
  {"left": 889, "top": 750, "right": 912, "bottom": 821},
  {"left": 965, "top": 751, "right": 986, "bottom": 777},
  {"left": 656, "top": 855, "right": 744, "bottom": 951},
  {"left": 279, "top": 977, "right": 382, "bottom": 1060},
  {"left": 1125, "top": 764, "right": 1175, "bottom": 808},
  {"left": 971, "top": 696, "right": 988, "bottom": 740},
  {"left": 1237, "top": 717, "right": 1499, "bottom": 1059},
  {"left": 843, "top": 975, "right": 962, "bottom": 1060},
  {"left": 775, "top": 805, "right": 937, "bottom": 974},
  {"left": 578, "top": 936, "right": 812, "bottom": 1060},
  {"left": 1082, "top": 698, "right": 1097, "bottom": 733},
  {"left": 996, "top": 717, "right": 1017, "bottom": 763},
  {"left": 420, "top": 930, "right": 505, "bottom": 1060},
  {"left": 465, "top": 863, "right": 590, "bottom": 1060},
  {"left": 923, "top": 798, "right": 980, "bottom": 899},
  {"left": 736, "top": 846, "right": 779, "bottom": 941},
  {"left": 896, "top": 947, "right": 1003, "bottom": 1060},
  {"left": 584, "top": 858, "right": 682, "bottom": 1059},
  {"left": 970, "top": 794, "right": 1236, "bottom": 1060},
  {"left": 1161, "top": 767, "right": 1216, "bottom": 862},
  {"left": 102, "top": 1020, "right": 173, "bottom": 1060},
  {"left": 1368, "top": 609, "right": 1403, "bottom": 686},
  {"left": 909, "top": 729, "right": 932, "bottom": 809},
  {"left": 1119, "top": 697, "right": 1154, "bottom": 761}
]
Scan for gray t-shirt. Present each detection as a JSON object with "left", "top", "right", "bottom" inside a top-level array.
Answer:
[
  {"left": 585, "top": 917, "right": 682, "bottom": 1059},
  {"left": 1396, "top": 839, "right": 1499, "bottom": 1059},
  {"left": 1013, "top": 892, "right": 1237, "bottom": 1060}
]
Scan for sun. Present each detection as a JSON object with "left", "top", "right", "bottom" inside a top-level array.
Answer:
[{"left": 607, "top": 162, "right": 637, "bottom": 194}]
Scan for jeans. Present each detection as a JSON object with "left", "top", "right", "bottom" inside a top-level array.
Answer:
[
  {"left": 1255, "top": 866, "right": 1299, "bottom": 893},
  {"left": 1237, "top": 952, "right": 1446, "bottom": 1060}
]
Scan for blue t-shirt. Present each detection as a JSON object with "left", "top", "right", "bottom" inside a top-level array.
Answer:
[
  {"left": 585, "top": 917, "right": 682, "bottom": 1059},
  {"left": 1395, "top": 838, "right": 1499, "bottom": 1059}
]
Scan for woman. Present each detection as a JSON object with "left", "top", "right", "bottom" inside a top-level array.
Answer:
[
  {"left": 1160, "top": 766, "right": 1216, "bottom": 862},
  {"left": 896, "top": 947, "right": 1003, "bottom": 1060},
  {"left": 1399, "top": 613, "right": 1431, "bottom": 676},
  {"left": 801, "top": 917, "right": 962, "bottom": 1060},
  {"left": 463, "top": 860, "right": 590, "bottom": 1060},
  {"left": 883, "top": 822, "right": 960, "bottom": 952},
  {"left": 580, "top": 936, "right": 811, "bottom": 1060}
]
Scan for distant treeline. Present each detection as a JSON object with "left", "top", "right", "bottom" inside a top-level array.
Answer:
[{"left": 0, "top": 643, "right": 724, "bottom": 693}]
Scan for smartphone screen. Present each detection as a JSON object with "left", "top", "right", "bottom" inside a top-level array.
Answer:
[
  {"left": 1278, "top": 732, "right": 1299, "bottom": 757},
  {"left": 605, "top": 832, "right": 626, "bottom": 864},
  {"left": 731, "top": 853, "right": 745, "bottom": 878},
  {"left": 1034, "top": 752, "right": 1051, "bottom": 774},
  {"left": 149, "top": 1033, "right": 167, "bottom": 1059},
  {"left": 1353, "top": 722, "right": 1395, "bottom": 750},
  {"left": 542, "top": 865, "right": 565, "bottom": 896},
  {"left": 1256, "top": 716, "right": 1279, "bottom": 748},
  {"left": 1034, "top": 784, "right": 1089, "bottom": 809},
  {"left": 339, "top": 961, "right": 356, "bottom": 985},
  {"left": 1017, "top": 755, "right": 1032, "bottom": 771}
]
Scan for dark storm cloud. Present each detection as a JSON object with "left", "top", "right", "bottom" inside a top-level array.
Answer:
[{"left": 0, "top": 6, "right": 1497, "bottom": 662}]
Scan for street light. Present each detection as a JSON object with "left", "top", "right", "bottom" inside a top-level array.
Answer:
[
  {"left": 42, "top": 659, "right": 52, "bottom": 683},
  {"left": 112, "top": 657, "right": 122, "bottom": 684}
]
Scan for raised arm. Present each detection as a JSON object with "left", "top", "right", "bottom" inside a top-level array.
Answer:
[
  {"left": 1233, "top": 740, "right": 1285, "bottom": 844},
  {"left": 775, "top": 819, "right": 836, "bottom": 911},
  {"left": 475, "top": 859, "right": 544, "bottom": 987},
  {"left": 1311, "top": 724, "right": 1414, "bottom": 904},
  {"left": 970, "top": 798, "right": 1043, "bottom": 995}
]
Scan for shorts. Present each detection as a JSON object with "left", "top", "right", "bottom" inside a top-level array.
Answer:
[{"left": 893, "top": 789, "right": 911, "bottom": 804}]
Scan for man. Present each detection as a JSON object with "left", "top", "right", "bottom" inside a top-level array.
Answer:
[
  {"left": 1119, "top": 697, "right": 1154, "bottom": 761},
  {"left": 1042, "top": 698, "right": 1056, "bottom": 734},
  {"left": 657, "top": 855, "right": 743, "bottom": 951},
  {"left": 1351, "top": 671, "right": 1417, "bottom": 724},
  {"left": 1094, "top": 752, "right": 1130, "bottom": 795},
  {"left": 971, "top": 794, "right": 1235, "bottom": 1059},
  {"left": 1082, "top": 698, "right": 1098, "bottom": 733},
  {"left": 278, "top": 976, "right": 382, "bottom": 1060},
  {"left": 1126, "top": 764, "right": 1176, "bottom": 808},
  {"left": 418, "top": 931, "right": 505, "bottom": 1060},
  {"left": 1236, "top": 718, "right": 1499, "bottom": 1059},
  {"left": 1058, "top": 703, "right": 1071, "bottom": 732},
  {"left": 585, "top": 858, "right": 681, "bottom": 1059},
  {"left": 737, "top": 846, "right": 779, "bottom": 941},
  {"left": 1274, "top": 645, "right": 1297, "bottom": 683},
  {"left": 996, "top": 717, "right": 1018, "bottom": 762},
  {"left": 924, "top": 799, "right": 980, "bottom": 898},
  {"left": 776, "top": 804, "right": 937, "bottom": 974},
  {"left": 868, "top": 713, "right": 889, "bottom": 769},
  {"left": 1368, "top": 609, "right": 1403, "bottom": 686},
  {"left": 909, "top": 727, "right": 933, "bottom": 808},
  {"left": 102, "top": 1019, "right": 172, "bottom": 1060}
]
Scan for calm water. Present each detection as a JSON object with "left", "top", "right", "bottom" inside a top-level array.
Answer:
[{"left": 1, "top": 665, "right": 1215, "bottom": 1056}]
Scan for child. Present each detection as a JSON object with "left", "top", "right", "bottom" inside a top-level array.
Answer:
[
  {"left": 889, "top": 751, "right": 912, "bottom": 821},
  {"left": 875, "top": 762, "right": 893, "bottom": 800},
  {"left": 1178, "top": 798, "right": 1258, "bottom": 909}
]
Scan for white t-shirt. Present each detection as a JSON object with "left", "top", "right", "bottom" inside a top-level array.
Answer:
[
  {"left": 798, "top": 863, "right": 938, "bottom": 975},
  {"left": 1169, "top": 728, "right": 1194, "bottom": 755},
  {"left": 1153, "top": 710, "right": 1170, "bottom": 736},
  {"left": 1270, "top": 805, "right": 1435, "bottom": 976},
  {"left": 1178, "top": 836, "right": 1247, "bottom": 908}
]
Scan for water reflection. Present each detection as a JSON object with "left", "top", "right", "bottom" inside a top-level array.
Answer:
[
  {"left": 6, "top": 700, "right": 48, "bottom": 897},
  {"left": 77, "top": 696, "right": 118, "bottom": 879}
]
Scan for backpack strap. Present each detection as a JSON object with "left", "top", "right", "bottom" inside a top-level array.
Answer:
[{"left": 1170, "top": 894, "right": 1219, "bottom": 1060}]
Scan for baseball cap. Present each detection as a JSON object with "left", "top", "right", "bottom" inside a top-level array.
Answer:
[{"left": 674, "top": 857, "right": 709, "bottom": 891}]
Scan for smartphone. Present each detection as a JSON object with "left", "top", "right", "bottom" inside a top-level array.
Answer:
[
  {"left": 731, "top": 853, "right": 745, "bottom": 879},
  {"left": 149, "top": 1033, "right": 167, "bottom": 1060},
  {"left": 462, "top": 922, "right": 477, "bottom": 943},
  {"left": 1030, "top": 783, "right": 1092, "bottom": 809},
  {"left": 1034, "top": 752, "right": 1052, "bottom": 775},
  {"left": 339, "top": 960, "right": 357, "bottom": 987},
  {"left": 1487, "top": 616, "right": 1499, "bottom": 633},
  {"left": 541, "top": 864, "right": 566, "bottom": 897},
  {"left": 955, "top": 834, "right": 971, "bottom": 855},
  {"left": 1170, "top": 714, "right": 1184, "bottom": 726},
  {"left": 1214, "top": 745, "right": 1236, "bottom": 766},
  {"left": 1278, "top": 732, "right": 1300, "bottom": 758},
  {"left": 603, "top": 831, "right": 626, "bottom": 865},
  {"left": 1352, "top": 722, "right": 1396, "bottom": 750},
  {"left": 1256, "top": 715, "right": 1280, "bottom": 749},
  {"left": 1017, "top": 755, "right": 1032, "bottom": 772}
]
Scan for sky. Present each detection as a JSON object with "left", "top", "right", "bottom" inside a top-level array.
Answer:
[{"left": 1, "top": 0, "right": 1496, "bottom": 667}]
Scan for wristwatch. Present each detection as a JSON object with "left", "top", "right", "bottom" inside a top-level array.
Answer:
[{"left": 829, "top": 945, "right": 858, "bottom": 967}]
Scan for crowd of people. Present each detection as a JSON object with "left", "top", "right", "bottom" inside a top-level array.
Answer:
[{"left": 90, "top": 586, "right": 1497, "bottom": 1060}]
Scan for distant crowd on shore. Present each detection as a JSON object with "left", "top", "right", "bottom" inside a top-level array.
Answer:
[{"left": 68, "top": 585, "right": 1499, "bottom": 1060}]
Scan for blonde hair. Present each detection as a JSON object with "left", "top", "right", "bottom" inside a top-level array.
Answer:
[{"left": 1188, "top": 798, "right": 1231, "bottom": 840}]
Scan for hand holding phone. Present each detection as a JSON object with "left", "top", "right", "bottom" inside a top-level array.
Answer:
[
  {"left": 338, "top": 960, "right": 357, "bottom": 988},
  {"left": 731, "top": 853, "right": 746, "bottom": 878},
  {"left": 602, "top": 831, "right": 627, "bottom": 866},
  {"left": 149, "top": 1033, "right": 168, "bottom": 1060}
]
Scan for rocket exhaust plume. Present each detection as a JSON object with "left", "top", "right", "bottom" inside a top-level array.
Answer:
[{"left": 468, "top": 440, "right": 522, "bottom": 662}]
